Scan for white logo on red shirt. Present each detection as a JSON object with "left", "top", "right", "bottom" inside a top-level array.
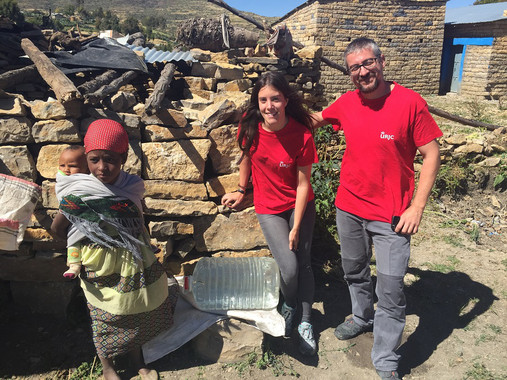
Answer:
[
  {"left": 380, "top": 131, "right": 394, "bottom": 141},
  {"left": 279, "top": 161, "right": 292, "bottom": 168}
]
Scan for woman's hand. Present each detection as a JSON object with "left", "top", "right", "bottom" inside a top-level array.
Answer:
[
  {"left": 289, "top": 227, "right": 300, "bottom": 251},
  {"left": 221, "top": 191, "right": 245, "bottom": 209}
]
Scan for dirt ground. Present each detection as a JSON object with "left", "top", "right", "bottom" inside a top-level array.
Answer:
[{"left": 0, "top": 96, "right": 506, "bottom": 380}]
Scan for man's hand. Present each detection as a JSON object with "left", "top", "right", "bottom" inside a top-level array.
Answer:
[{"left": 396, "top": 205, "right": 424, "bottom": 235}]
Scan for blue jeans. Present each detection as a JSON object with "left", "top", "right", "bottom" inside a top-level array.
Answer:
[{"left": 336, "top": 207, "right": 411, "bottom": 371}]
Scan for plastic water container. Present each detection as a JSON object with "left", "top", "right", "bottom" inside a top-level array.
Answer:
[{"left": 191, "top": 257, "right": 280, "bottom": 311}]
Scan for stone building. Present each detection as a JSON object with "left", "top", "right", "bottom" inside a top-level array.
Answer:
[
  {"left": 276, "top": 0, "right": 447, "bottom": 101},
  {"left": 440, "top": 2, "right": 506, "bottom": 102}
]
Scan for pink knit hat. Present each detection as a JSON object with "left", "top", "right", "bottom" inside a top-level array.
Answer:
[{"left": 84, "top": 119, "right": 129, "bottom": 154}]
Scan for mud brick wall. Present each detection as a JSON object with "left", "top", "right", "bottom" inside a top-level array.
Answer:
[
  {"left": 461, "top": 45, "right": 493, "bottom": 98},
  {"left": 278, "top": 0, "right": 446, "bottom": 101},
  {"left": 445, "top": 19, "right": 507, "bottom": 101}
]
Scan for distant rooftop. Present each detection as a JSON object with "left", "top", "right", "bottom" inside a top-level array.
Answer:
[{"left": 445, "top": 2, "right": 507, "bottom": 24}]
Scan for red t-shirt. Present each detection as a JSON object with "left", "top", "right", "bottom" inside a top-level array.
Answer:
[
  {"left": 246, "top": 117, "right": 318, "bottom": 214},
  {"left": 322, "top": 82, "right": 442, "bottom": 223}
]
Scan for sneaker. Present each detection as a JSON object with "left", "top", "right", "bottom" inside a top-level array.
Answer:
[
  {"left": 376, "top": 370, "right": 401, "bottom": 380},
  {"left": 334, "top": 317, "right": 372, "bottom": 340},
  {"left": 297, "top": 322, "right": 317, "bottom": 356},
  {"left": 281, "top": 302, "right": 296, "bottom": 337}
]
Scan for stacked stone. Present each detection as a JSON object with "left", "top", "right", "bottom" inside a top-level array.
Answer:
[
  {"left": 279, "top": 0, "right": 446, "bottom": 101},
  {"left": 438, "top": 128, "right": 507, "bottom": 188},
  {"left": 0, "top": 47, "right": 322, "bottom": 316}
]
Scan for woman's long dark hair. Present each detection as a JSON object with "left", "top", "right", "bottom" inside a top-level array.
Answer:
[{"left": 237, "top": 71, "right": 313, "bottom": 159}]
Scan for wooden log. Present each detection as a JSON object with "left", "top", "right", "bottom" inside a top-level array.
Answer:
[
  {"left": 178, "top": 18, "right": 258, "bottom": 52},
  {"left": 20, "top": 38, "right": 81, "bottom": 103},
  {"left": 0, "top": 65, "right": 38, "bottom": 90},
  {"left": 207, "top": 0, "right": 266, "bottom": 31},
  {"left": 77, "top": 70, "right": 119, "bottom": 95},
  {"left": 207, "top": 0, "right": 348, "bottom": 70},
  {"left": 428, "top": 105, "right": 503, "bottom": 131},
  {"left": 320, "top": 57, "right": 348, "bottom": 76},
  {"left": 145, "top": 63, "right": 176, "bottom": 115},
  {"left": 85, "top": 70, "right": 138, "bottom": 105}
]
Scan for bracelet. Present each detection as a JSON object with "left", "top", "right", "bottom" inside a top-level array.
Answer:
[
  {"left": 238, "top": 183, "right": 247, "bottom": 190},
  {"left": 235, "top": 188, "right": 245, "bottom": 194}
]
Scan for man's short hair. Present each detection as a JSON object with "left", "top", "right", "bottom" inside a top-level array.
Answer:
[{"left": 343, "top": 37, "right": 382, "bottom": 67}]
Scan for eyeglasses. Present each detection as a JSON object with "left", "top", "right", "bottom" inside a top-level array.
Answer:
[{"left": 347, "top": 57, "right": 379, "bottom": 75}]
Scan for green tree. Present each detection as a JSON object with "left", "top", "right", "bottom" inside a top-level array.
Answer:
[
  {"left": 62, "top": 3, "right": 75, "bottom": 16},
  {"left": 95, "top": 10, "right": 119, "bottom": 31},
  {"left": 0, "top": 0, "right": 24, "bottom": 25},
  {"left": 93, "top": 6, "right": 104, "bottom": 19},
  {"left": 142, "top": 15, "right": 166, "bottom": 28},
  {"left": 145, "top": 25, "right": 153, "bottom": 40},
  {"left": 120, "top": 15, "right": 141, "bottom": 34},
  {"left": 473, "top": 0, "right": 504, "bottom": 4}
]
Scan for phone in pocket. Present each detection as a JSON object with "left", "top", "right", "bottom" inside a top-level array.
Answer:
[{"left": 391, "top": 216, "right": 400, "bottom": 232}]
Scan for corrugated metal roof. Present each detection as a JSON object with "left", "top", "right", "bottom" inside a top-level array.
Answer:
[
  {"left": 125, "top": 45, "right": 197, "bottom": 64},
  {"left": 445, "top": 2, "right": 507, "bottom": 24}
]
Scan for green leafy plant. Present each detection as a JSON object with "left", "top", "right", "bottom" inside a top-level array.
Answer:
[
  {"left": 311, "top": 125, "right": 343, "bottom": 239},
  {"left": 468, "top": 222, "right": 480, "bottom": 243},
  {"left": 69, "top": 357, "right": 103, "bottom": 380},
  {"left": 224, "top": 352, "right": 257, "bottom": 377},
  {"left": 255, "top": 348, "right": 299, "bottom": 377},
  {"left": 463, "top": 361, "right": 502, "bottom": 379},
  {"left": 493, "top": 159, "right": 506, "bottom": 190},
  {"left": 0, "top": 0, "right": 24, "bottom": 25},
  {"left": 433, "top": 159, "right": 472, "bottom": 198},
  {"left": 423, "top": 255, "right": 460, "bottom": 273}
]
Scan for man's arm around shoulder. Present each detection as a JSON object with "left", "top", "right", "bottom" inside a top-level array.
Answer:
[{"left": 310, "top": 111, "right": 329, "bottom": 130}]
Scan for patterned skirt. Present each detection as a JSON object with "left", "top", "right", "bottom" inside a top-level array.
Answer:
[{"left": 79, "top": 240, "right": 178, "bottom": 358}]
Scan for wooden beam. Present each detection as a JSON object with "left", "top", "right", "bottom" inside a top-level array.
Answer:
[
  {"left": 77, "top": 70, "right": 119, "bottom": 95},
  {"left": 428, "top": 105, "right": 503, "bottom": 131},
  {"left": 207, "top": 0, "right": 349, "bottom": 73},
  {"left": 320, "top": 57, "right": 348, "bottom": 75},
  {"left": 20, "top": 38, "right": 81, "bottom": 103},
  {"left": 207, "top": 0, "right": 267, "bottom": 31},
  {"left": 84, "top": 70, "right": 138, "bottom": 104},
  {"left": 145, "top": 63, "right": 176, "bottom": 115},
  {"left": 0, "top": 65, "right": 38, "bottom": 90}
]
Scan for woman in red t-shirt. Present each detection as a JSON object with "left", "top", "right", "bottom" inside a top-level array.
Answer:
[{"left": 222, "top": 71, "right": 319, "bottom": 356}]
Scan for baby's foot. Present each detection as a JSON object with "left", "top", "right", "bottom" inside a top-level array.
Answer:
[{"left": 63, "top": 263, "right": 81, "bottom": 279}]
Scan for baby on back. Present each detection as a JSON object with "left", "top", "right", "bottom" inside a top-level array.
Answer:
[{"left": 57, "top": 145, "right": 89, "bottom": 278}]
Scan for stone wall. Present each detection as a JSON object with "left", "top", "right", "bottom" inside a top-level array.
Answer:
[
  {"left": 278, "top": 0, "right": 446, "bottom": 101},
  {"left": 445, "top": 20, "right": 507, "bottom": 101},
  {"left": 0, "top": 46, "right": 323, "bottom": 315}
]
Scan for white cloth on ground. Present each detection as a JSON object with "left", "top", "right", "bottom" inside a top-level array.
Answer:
[{"left": 142, "top": 280, "right": 285, "bottom": 364}]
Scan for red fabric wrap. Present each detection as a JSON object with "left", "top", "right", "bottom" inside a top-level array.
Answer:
[{"left": 84, "top": 119, "right": 129, "bottom": 154}]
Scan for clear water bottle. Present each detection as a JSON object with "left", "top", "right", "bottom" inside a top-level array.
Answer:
[{"left": 191, "top": 257, "right": 280, "bottom": 311}]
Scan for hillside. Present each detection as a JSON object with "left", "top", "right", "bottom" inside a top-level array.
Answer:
[{"left": 17, "top": 0, "right": 279, "bottom": 41}]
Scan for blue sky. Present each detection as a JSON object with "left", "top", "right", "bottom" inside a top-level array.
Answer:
[{"left": 226, "top": 0, "right": 477, "bottom": 18}]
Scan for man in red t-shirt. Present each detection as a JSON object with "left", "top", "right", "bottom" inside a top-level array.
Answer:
[{"left": 312, "top": 37, "right": 442, "bottom": 380}]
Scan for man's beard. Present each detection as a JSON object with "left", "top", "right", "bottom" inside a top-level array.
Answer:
[{"left": 357, "top": 72, "right": 379, "bottom": 94}]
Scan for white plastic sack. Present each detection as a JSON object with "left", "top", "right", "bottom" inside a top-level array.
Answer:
[{"left": 0, "top": 174, "right": 41, "bottom": 251}]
